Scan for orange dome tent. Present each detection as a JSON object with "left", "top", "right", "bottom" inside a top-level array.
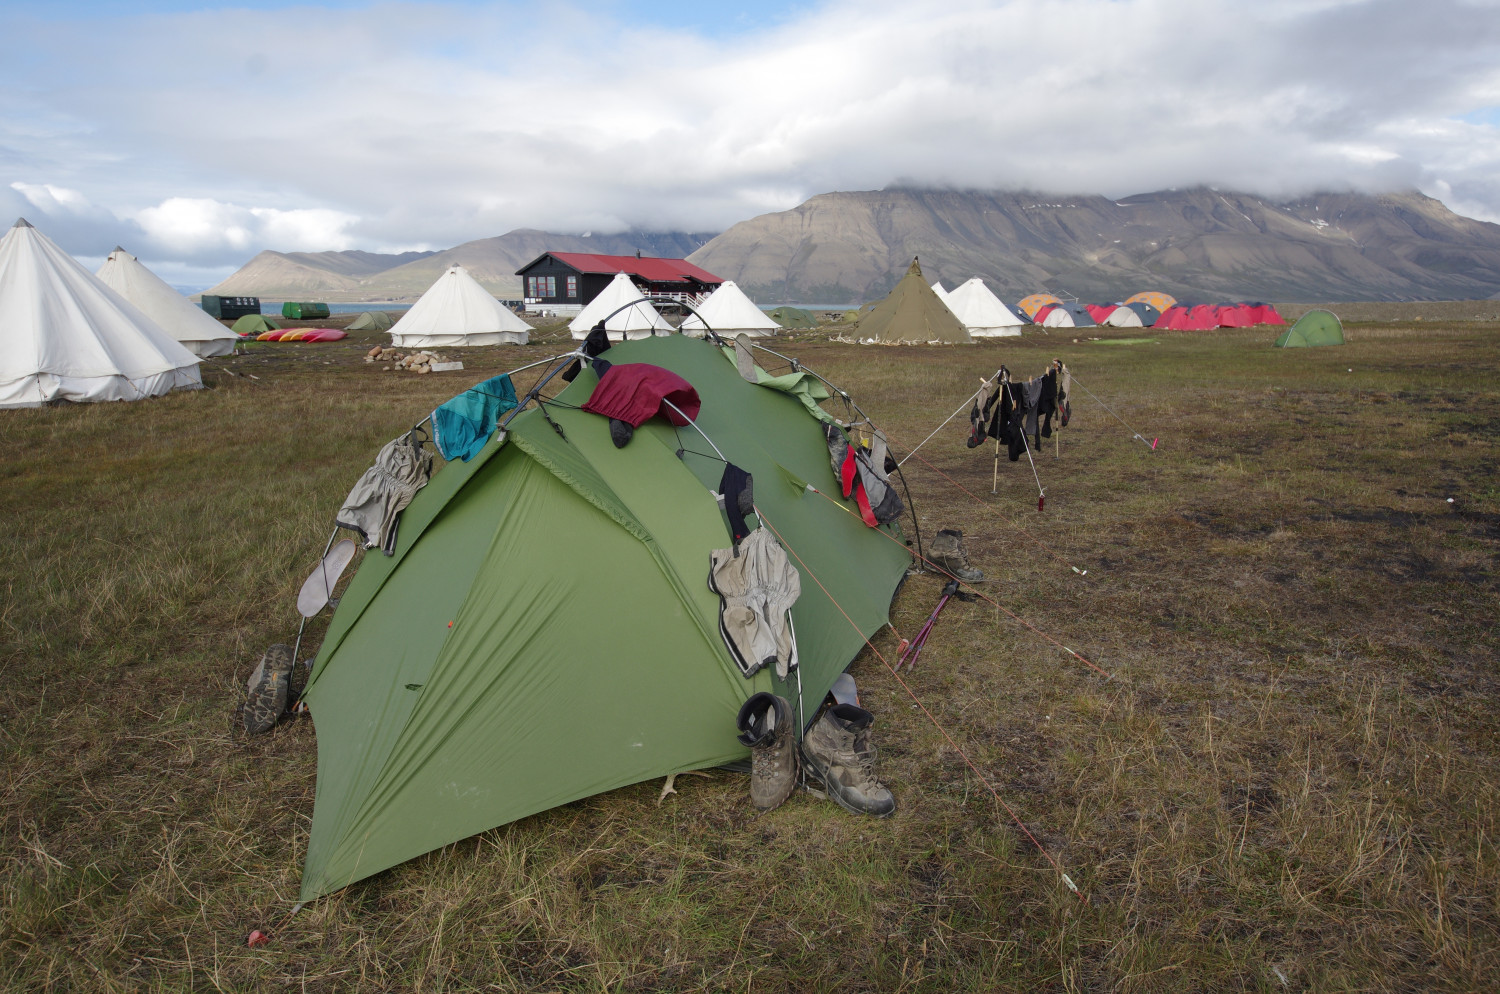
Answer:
[
  {"left": 1124, "top": 290, "right": 1176, "bottom": 313},
  {"left": 1016, "top": 293, "right": 1063, "bottom": 319}
]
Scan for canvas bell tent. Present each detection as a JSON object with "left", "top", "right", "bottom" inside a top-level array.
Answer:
[
  {"left": 0, "top": 219, "right": 202, "bottom": 408},
  {"left": 96, "top": 247, "right": 237, "bottom": 358},
  {"left": 297, "top": 334, "right": 910, "bottom": 900},
  {"left": 854, "top": 258, "right": 971, "bottom": 344},
  {"left": 568, "top": 272, "right": 673, "bottom": 340},
  {"left": 1275, "top": 309, "right": 1345, "bottom": 347},
  {"left": 389, "top": 265, "right": 531, "bottom": 348},
  {"left": 680, "top": 281, "right": 780, "bottom": 338},
  {"left": 945, "top": 278, "right": 1024, "bottom": 337}
]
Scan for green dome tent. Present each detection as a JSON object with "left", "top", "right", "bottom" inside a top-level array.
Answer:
[
  {"left": 297, "top": 335, "right": 911, "bottom": 901},
  {"left": 768, "top": 306, "right": 817, "bottom": 329},
  {"left": 1275, "top": 309, "right": 1345, "bottom": 347},
  {"left": 230, "top": 314, "right": 280, "bottom": 336},
  {"left": 855, "top": 258, "right": 971, "bottom": 344},
  {"left": 347, "top": 310, "right": 394, "bottom": 331}
]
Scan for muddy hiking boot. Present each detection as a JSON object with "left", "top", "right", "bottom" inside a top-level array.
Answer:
[
  {"left": 929, "top": 528, "right": 983, "bottom": 582},
  {"left": 244, "top": 643, "right": 294, "bottom": 735},
  {"left": 801, "top": 703, "right": 896, "bottom": 817},
  {"left": 737, "top": 693, "right": 799, "bottom": 812}
]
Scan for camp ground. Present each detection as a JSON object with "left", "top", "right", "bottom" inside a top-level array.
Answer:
[{"left": 5, "top": 290, "right": 1500, "bottom": 991}]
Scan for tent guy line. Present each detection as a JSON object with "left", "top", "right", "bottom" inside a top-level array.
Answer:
[
  {"left": 733, "top": 345, "right": 1086, "bottom": 575},
  {"left": 754, "top": 505, "right": 1087, "bottom": 904},
  {"left": 801, "top": 482, "right": 1113, "bottom": 681}
]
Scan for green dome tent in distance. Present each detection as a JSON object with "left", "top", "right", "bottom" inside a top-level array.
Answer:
[
  {"left": 768, "top": 306, "right": 817, "bottom": 329},
  {"left": 347, "top": 310, "right": 393, "bottom": 332},
  {"left": 1275, "top": 309, "right": 1345, "bottom": 347},
  {"left": 232, "top": 314, "right": 280, "bottom": 336}
]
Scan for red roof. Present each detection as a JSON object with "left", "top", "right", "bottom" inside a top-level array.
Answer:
[{"left": 539, "top": 252, "right": 722, "bottom": 284}]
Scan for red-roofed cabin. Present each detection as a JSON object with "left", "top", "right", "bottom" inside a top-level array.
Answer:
[{"left": 515, "top": 251, "right": 723, "bottom": 315}]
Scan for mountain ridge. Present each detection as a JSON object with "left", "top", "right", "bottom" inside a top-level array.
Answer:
[
  {"left": 203, "top": 188, "right": 1500, "bottom": 304},
  {"left": 685, "top": 187, "right": 1500, "bottom": 303}
]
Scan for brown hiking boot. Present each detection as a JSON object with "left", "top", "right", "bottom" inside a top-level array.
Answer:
[
  {"left": 244, "top": 643, "right": 294, "bottom": 735},
  {"left": 929, "top": 528, "right": 983, "bottom": 582},
  {"left": 736, "top": 693, "right": 798, "bottom": 812},
  {"left": 801, "top": 703, "right": 896, "bottom": 817}
]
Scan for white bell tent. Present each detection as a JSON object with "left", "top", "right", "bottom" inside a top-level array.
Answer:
[
  {"left": 568, "top": 272, "right": 672, "bottom": 340},
  {"left": 945, "top": 278, "right": 1025, "bottom": 337},
  {"left": 388, "top": 265, "right": 531, "bottom": 348},
  {"left": 0, "top": 219, "right": 202, "bottom": 409},
  {"left": 680, "top": 281, "right": 780, "bottom": 338},
  {"left": 96, "top": 247, "right": 237, "bottom": 357}
]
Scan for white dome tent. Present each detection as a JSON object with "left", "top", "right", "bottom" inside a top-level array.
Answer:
[
  {"left": 96, "top": 247, "right": 237, "bottom": 357},
  {"left": 680, "top": 281, "right": 780, "bottom": 338},
  {"left": 0, "top": 219, "right": 201, "bottom": 409},
  {"left": 568, "top": 272, "right": 672, "bottom": 340},
  {"left": 945, "top": 278, "right": 1025, "bottom": 337},
  {"left": 1101, "top": 305, "right": 1145, "bottom": 328},
  {"left": 930, "top": 281, "right": 952, "bottom": 305},
  {"left": 389, "top": 265, "right": 531, "bottom": 348}
]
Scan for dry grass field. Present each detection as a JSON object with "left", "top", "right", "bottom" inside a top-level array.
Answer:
[{"left": 1, "top": 312, "right": 1497, "bottom": 991}]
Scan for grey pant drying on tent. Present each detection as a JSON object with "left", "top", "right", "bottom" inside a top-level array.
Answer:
[
  {"left": 336, "top": 432, "right": 433, "bottom": 555},
  {"left": 708, "top": 526, "right": 801, "bottom": 679}
]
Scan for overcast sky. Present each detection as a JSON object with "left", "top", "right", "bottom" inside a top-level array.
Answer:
[{"left": 5, "top": 0, "right": 1499, "bottom": 283}]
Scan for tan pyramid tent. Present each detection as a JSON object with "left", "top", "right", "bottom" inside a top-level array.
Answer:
[
  {"left": 96, "top": 247, "right": 236, "bottom": 357},
  {"left": 389, "top": 265, "right": 530, "bottom": 348},
  {"left": 680, "top": 281, "right": 780, "bottom": 338},
  {"left": 855, "top": 258, "right": 971, "bottom": 344},
  {"left": 568, "top": 272, "right": 672, "bottom": 340},
  {"left": 0, "top": 219, "right": 201, "bottom": 408}
]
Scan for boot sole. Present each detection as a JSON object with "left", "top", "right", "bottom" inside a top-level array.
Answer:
[{"left": 245, "top": 643, "right": 294, "bottom": 735}]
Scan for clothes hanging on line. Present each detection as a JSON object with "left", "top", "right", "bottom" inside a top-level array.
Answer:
[{"left": 968, "top": 362, "right": 1071, "bottom": 461}]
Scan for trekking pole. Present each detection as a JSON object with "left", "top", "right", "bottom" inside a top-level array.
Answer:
[{"left": 899, "top": 579, "right": 959, "bottom": 671}]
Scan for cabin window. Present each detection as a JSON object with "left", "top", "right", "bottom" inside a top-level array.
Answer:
[
  {"left": 527, "top": 276, "right": 556, "bottom": 298},
  {"left": 566, "top": 275, "right": 578, "bottom": 298}
]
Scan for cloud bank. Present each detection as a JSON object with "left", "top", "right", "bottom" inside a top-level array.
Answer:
[{"left": 3, "top": 0, "right": 1499, "bottom": 275}]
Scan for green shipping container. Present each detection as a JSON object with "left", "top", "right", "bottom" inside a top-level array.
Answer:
[{"left": 282, "top": 302, "right": 331, "bottom": 320}]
